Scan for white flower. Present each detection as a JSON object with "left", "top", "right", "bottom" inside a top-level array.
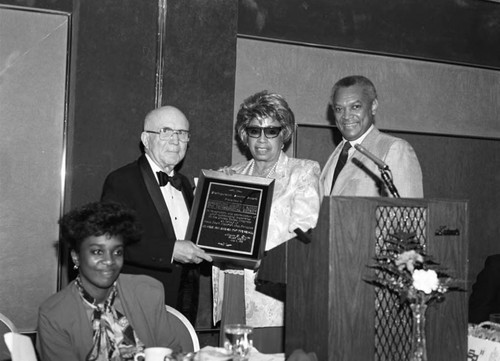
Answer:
[
  {"left": 395, "top": 250, "right": 424, "bottom": 272},
  {"left": 413, "top": 269, "right": 439, "bottom": 294}
]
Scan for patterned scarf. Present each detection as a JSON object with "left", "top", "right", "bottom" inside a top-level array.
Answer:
[{"left": 75, "top": 276, "right": 145, "bottom": 361}]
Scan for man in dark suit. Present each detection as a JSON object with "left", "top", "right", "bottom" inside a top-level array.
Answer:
[
  {"left": 101, "top": 105, "right": 212, "bottom": 323},
  {"left": 469, "top": 254, "right": 500, "bottom": 324}
]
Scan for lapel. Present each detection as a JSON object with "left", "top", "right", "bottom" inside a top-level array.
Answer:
[
  {"left": 179, "top": 176, "right": 194, "bottom": 211},
  {"left": 272, "top": 151, "right": 288, "bottom": 179},
  {"left": 333, "top": 128, "right": 382, "bottom": 195},
  {"left": 320, "top": 141, "right": 343, "bottom": 194},
  {"left": 138, "top": 155, "right": 176, "bottom": 237}
]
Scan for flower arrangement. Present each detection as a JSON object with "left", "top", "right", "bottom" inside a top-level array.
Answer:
[
  {"left": 367, "top": 231, "right": 464, "bottom": 361},
  {"left": 367, "top": 231, "right": 462, "bottom": 306}
]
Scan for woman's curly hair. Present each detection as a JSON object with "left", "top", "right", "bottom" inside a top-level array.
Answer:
[
  {"left": 235, "top": 90, "right": 295, "bottom": 146},
  {"left": 59, "top": 201, "right": 143, "bottom": 252}
]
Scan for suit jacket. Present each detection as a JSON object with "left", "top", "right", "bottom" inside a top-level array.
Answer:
[
  {"left": 229, "top": 151, "right": 321, "bottom": 251},
  {"left": 320, "top": 127, "right": 423, "bottom": 198},
  {"left": 101, "top": 155, "right": 195, "bottom": 311},
  {"left": 469, "top": 255, "right": 500, "bottom": 324},
  {"left": 37, "top": 274, "right": 181, "bottom": 361}
]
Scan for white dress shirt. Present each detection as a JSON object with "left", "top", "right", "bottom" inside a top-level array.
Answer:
[{"left": 145, "top": 154, "right": 189, "bottom": 240}]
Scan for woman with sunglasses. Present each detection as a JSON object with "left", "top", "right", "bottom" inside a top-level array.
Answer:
[{"left": 217, "top": 90, "right": 321, "bottom": 352}]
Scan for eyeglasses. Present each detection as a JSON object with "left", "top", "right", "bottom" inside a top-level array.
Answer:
[
  {"left": 246, "top": 126, "right": 282, "bottom": 139},
  {"left": 144, "top": 127, "right": 190, "bottom": 142}
]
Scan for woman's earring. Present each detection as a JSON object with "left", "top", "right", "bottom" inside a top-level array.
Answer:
[{"left": 73, "top": 263, "right": 79, "bottom": 270}]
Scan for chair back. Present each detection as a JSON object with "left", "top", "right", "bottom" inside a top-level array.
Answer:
[
  {"left": 165, "top": 305, "right": 200, "bottom": 352},
  {"left": 0, "top": 312, "right": 18, "bottom": 361},
  {"left": 3, "top": 333, "right": 37, "bottom": 361}
]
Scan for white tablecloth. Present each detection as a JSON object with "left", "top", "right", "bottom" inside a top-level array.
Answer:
[{"left": 195, "top": 346, "right": 285, "bottom": 361}]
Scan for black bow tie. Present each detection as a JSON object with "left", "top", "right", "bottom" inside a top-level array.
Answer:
[{"left": 157, "top": 171, "right": 182, "bottom": 191}]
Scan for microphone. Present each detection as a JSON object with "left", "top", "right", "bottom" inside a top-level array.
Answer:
[
  {"left": 354, "top": 144, "right": 400, "bottom": 198},
  {"left": 354, "top": 144, "right": 388, "bottom": 170}
]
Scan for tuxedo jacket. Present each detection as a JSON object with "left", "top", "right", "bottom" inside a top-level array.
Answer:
[
  {"left": 320, "top": 127, "right": 423, "bottom": 198},
  {"left": 101, "top": 155, "right": 194, "bottom": 310},
  {"left": 469, "top": 254, "right": 500, "bottom": 324}
]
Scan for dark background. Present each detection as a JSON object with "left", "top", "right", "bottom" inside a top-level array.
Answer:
[{"left": 238, "top": 0, "right": 500, "bottom": 69}]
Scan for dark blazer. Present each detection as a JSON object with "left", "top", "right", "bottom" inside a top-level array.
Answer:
[
  {"left": 38, "top": 275, "right": 181, "bottom": 361},
  {"left": 101, "top": 155, "right": 196, "bottom": 314},
  {"left": 469, "top": 254, "right": 500, "bottom": 324}
]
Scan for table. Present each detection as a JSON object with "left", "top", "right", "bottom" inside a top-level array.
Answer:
[{"left": 194, "top": 346, "right": 284, "bottom": 361}]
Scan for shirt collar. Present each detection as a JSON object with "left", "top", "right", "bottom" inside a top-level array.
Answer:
[
  {"left": 145, "top": 154, "right": 174, "bottom": 180},
  {"left": 343, "top": 124, "right": 374, "bottom": 148}
]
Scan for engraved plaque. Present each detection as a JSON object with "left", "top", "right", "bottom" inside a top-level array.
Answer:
[{"left": 186, "top": 169, "right": 274, "bottom": 269}]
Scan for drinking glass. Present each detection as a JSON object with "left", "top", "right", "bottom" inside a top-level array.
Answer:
[{"left": 223, "top": 324, "right": 253, "bottom": 361}]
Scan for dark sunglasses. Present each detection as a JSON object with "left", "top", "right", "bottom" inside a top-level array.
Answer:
[{"left": 246, "top": 126, "right": 282, "bottom": 139}]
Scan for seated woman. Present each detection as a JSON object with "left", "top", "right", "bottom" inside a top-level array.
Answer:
[
  {"left": 37, "top": 201, "right": 181, "bottom": 361},
  {"left": 216, "top": 90, "right": 321, "bottom": 351}
]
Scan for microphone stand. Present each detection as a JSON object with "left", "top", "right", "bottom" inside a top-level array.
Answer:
[{"left": 379, "top": 165, "right": 400, "bottom": 198}]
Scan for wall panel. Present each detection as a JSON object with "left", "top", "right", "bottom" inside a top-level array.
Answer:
[
  {"left": 0, "top": 6, "right": 70, "bottom": 331},
  {"left": 235, "top": 38, "right": 500, "bottom": 139}
]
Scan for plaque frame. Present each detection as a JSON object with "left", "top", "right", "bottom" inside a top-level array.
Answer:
[{"left": 186, "top": 169, "right": 274, "bottom": 269}]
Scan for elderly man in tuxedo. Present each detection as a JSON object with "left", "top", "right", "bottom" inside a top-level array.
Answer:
[
  {"left": 101, "top": 105, "right": 212, "bottom": 323},
  {"left": 320, "top": 75, "right": 424, "bottom": 198}
]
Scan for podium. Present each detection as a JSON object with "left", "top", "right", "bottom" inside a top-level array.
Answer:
[{"left": 284, "top": 197, "right": 468, "bottom": 361}]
